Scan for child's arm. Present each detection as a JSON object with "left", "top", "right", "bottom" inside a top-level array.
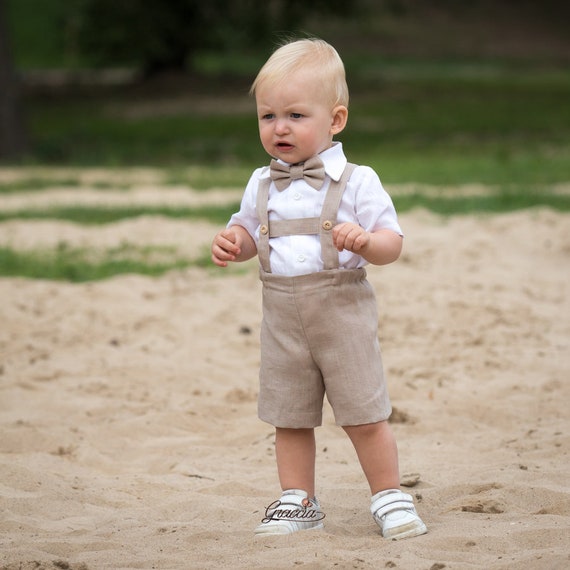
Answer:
[
  {"left": 211, "top": 224, "right": 257, "bottom": 267},
  {"left": 332, "top": 223, "right": 402, "bottom": 266}
]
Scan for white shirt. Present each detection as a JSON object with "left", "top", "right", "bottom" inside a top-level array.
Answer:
[{"left": 227, "top": 142, "right": 403, "bottom": 276}]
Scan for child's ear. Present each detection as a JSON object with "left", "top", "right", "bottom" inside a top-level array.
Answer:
[{"left": 330, "top": 106, "right": 348, "bottom": 135}]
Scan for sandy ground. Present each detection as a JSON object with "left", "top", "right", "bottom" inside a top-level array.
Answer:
[{"left": 0, "top": 180, "right": 569, "bottom": 569}]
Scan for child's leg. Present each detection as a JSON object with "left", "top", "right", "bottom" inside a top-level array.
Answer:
[
  {"left": 344, "top": 420, "right": 427, "bottom": 539},
  {"left": 254, "top": 427, "right": 323, "bottom": 535},
  {"left": 275, "top": 427, "right": 316, "bottom": 497},
  {"left": 342, "top": 420, "right": 400, "bottom": 494}
]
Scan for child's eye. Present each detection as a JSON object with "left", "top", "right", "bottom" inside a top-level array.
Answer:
[
  {"left": 290, "top": 113, "right": 303, "bottom": 119},
  {"left": 261, "top": 113, "right": 274, "bottom": 120}
]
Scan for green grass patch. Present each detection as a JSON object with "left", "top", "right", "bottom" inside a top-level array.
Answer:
[
  {"left": 393, "top": 187, "right": 570, "bottom": 215},
  {"left": 162, "top": 166, "right": 254, "bottom": 190},
  {"left": 0, "top": 243, "right": 248, "bottom": 282},
  {"left": 6, "top": 3, "right": 570, "bottom": 189},
  {"left": 342, "top": 73, "right": 570, "bottom": 186},
  {"left": 17, "top": 65, "right": 570, "bottom": 189},
  {"left": 0, "top": 176, "right": 82, "bottom": 193},
  {"left": 0, "top": 188, "right": 567, "bottom": 227},
  {"left": 0, "top": 203, "right": 241, "bottom": 225},
  {"left": 0, "top": 243, "right": 193, "bottom": 282},
  {"left": 0, "top": 176, "right": 135, "bottom": 193},
  {"left": 27, "top": 104, "right": 264, "bottom": 170}
]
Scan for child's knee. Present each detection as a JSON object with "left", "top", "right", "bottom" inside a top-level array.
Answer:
[{"left": 343, "top": 420, "right": 387, "bottom": 440}]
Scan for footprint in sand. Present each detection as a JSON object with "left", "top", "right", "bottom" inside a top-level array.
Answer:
[{"left": 448, "top": 483, "right": 506, "bottom": 514}]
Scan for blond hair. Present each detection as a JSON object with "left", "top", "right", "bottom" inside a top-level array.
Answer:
[{"left": 250, "top": 38, "right": 349, "bottom": 108}]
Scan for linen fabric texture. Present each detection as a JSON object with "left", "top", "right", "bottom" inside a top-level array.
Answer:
[{"left": 258, "top": 267, "right": 392, "bottom": 428}]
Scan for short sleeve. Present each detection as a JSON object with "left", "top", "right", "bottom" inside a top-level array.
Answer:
[
  {"left": 349, "top": 165, "right": 403, "bottom": 236},
  {"left": 226, "top": 167, "right": 266, "bottom": 240}
]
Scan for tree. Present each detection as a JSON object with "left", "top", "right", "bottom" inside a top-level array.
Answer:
[
  {"left": 0, "top": 0, "right": 28, "bottom": 160},
  {"left": 76, "top": 0, "right": 357, "bottom": 77}
]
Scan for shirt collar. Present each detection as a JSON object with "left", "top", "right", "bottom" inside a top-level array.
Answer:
[
  {"left": 260, "top": 141, "right": 347, "bottom": 182},
  {"left": 319, "top": 141, "right": 347, "bottom": 182}
]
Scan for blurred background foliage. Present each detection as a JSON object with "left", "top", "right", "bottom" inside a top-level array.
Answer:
[
  {"left": 6, "top": 0, "right": 569, "bottom": 72},
  {"left": 1, "top": 0, "right": 569, "bottom": 188},
  {"left": 6, "top": 0, "right": 354, "bottom": 73}
]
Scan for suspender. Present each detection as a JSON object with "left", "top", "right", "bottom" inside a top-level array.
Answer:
[{"left": 256, "top": 163, "right": 357, "bottom": 273}]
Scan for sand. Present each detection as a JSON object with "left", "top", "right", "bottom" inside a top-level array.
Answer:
[{"left": 0, "top": 180, "right": 569, "bottom": 569}]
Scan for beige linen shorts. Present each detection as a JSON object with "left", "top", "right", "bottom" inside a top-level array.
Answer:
[{"left": 258, "top": 268, "right": 392, "bottom": 428}]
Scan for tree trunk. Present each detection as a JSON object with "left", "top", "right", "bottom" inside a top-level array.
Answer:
[{"left": 0, "top": 0, "right": 29, "bottom": 160}]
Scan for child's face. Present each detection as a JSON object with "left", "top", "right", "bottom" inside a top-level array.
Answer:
[{"left": 255, "top": 70, "right": 347, "bottom": 165}]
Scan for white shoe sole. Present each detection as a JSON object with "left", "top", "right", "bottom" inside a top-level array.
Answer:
[
  {"left": 383, "top": 519, "right": 427, "bottom": 540},
  {"left": 254, "top": 521, "right": 324, "bottom": 536}
]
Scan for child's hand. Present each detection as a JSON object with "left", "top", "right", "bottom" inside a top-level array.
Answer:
[
  {"left": 211, "top": 228, "right": 242, "bottom": 267},
  {"left": 332, "top": 222, "right": 370, "bottom": 253}
]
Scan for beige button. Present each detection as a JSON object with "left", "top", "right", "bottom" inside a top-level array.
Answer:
[
  {"left": 322, "top": 220, "right": 333, "bottom": 231},
  {"left": 260, "top": 224, "right": 268, "bottom": 235}
]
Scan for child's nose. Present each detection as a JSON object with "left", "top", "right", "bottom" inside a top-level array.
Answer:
[{"left": 274, "top": 118, "right": 289, "bottom": 134}]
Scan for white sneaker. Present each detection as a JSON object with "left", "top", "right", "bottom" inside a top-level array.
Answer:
[
  {"left": 371, "top": 489, "right": 427, "bottom": 540},
  {"left": 254, "top": 489, "right": 325, "bottom": 535}
]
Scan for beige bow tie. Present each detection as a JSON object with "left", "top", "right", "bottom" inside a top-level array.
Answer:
[{"left": 269, "top": 156, "right": 326, "bottom": 191}]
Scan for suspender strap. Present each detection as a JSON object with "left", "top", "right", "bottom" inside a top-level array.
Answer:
[
  {"left": 256, "top": 176, "right": 272, "bottom": 273},
  {"left": 255, "top": 162, "right": 357, "bottom": 273},
  {"left": 269, "top": 218, "right": 320, "bottom": 237},
  {"left": 319, "top": 162, "right": 357, "bottom": 270}
]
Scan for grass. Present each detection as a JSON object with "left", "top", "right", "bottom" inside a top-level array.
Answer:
[
  {"left": 0, "top": 176, "right": 83, "bottom": 193},
  {"left": 394, "top": 187, "right": 570, "bottom": 215},
  {"left": 6, "top": 0, "right": 569, "bottom": 188},
  {"left": 18, "top": 70, "right": 568, "bottom": 189},
  {"left": 343, "top": 71, "right": 570, "bottom": 186},
  {"left": 0, "top": 243, "right": 215, "bottom": 282},
  {"left": 0, "top": 186, "right": 568, "bottom": 229},
  {"left": 0, "top": 203, "right": 241, "bottom": 225},
  {"left": 0, "top": 166, "right": 253, "bottom": 192}
]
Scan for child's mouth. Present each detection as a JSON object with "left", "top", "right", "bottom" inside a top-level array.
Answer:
[{"left": 276, "top": 142, "right": 294, "bottom": 151}]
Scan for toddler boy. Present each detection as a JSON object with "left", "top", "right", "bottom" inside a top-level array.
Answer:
[{"left": 211, "top": 38, "right": 427, "bottom": 540}]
